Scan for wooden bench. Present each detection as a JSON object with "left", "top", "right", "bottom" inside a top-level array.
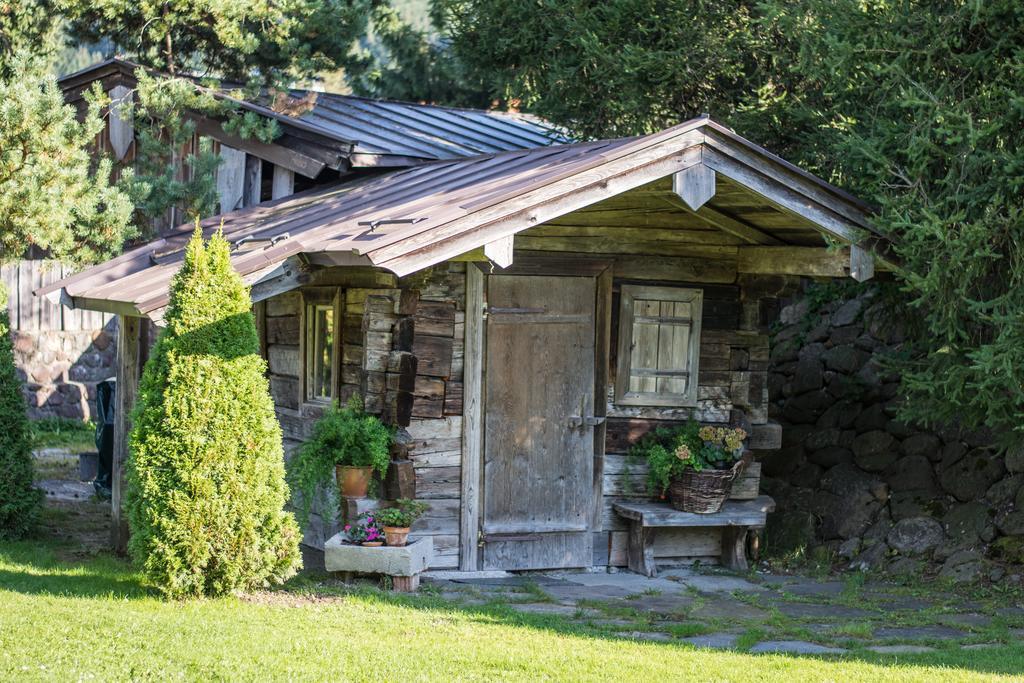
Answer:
[{"left": 613, "top": 496, "right": 776, "bottom": 577}]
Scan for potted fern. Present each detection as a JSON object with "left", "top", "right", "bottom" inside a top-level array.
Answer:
[
  {"left": 375, "top": 498, "right": 429, "bottom": 547},
  {"left": 631, "top": 421, "right": 748, "bottom": 514},
  {"left": 286, "top": 397, "right": 392, "bottom": 527}
]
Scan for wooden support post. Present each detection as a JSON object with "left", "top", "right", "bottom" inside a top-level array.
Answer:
[
  {"left": 720, "top": 526, "right": 750, "bottom": 571},
  {"left": 392, "top": 575, "right": 420, "bottom": 592},
  {"left": 626, "top": 522, "right": 656, "bottom": 578},
  {"left": 111, "top": 315, "right": 142, "bottom": 554},
  {"left": 271, "top": 165, "right": 295, "bottom": 200},
  {"left": 459, "top": 265, "right": 485, "bottom": 570},
  {"left": 217, "top": 145, "right": 246, "bottom": 213},
  {"left": 849, "top": 243, "right": 875, "bottom": 282},
  {"left": 243, "top": 154, "right": 263, "bottom": 207}
]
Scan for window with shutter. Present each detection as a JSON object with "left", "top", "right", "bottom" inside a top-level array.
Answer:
[{"left": 615, "top": 285, "right": 703, "bottom": 407}]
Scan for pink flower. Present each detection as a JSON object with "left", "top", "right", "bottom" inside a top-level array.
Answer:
[{"left": 344, "top": 525, "right": 351, "bottom": 531}]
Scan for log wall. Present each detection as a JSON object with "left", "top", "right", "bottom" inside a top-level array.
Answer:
[
  {"left": 261, "top": 227, "right": 797, "bottom": 570},
  {"left": 261, "top": 263, "right": 467, "bottom": 569}
]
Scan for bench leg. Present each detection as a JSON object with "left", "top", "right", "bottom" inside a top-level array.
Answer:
[
  {"left": 626, "top": 522, "right": 656, "bottom": 577},
  {"left": 720, "top": 527, "right": 748, "bottom": 571}
]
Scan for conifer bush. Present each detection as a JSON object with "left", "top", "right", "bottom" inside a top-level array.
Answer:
[
  {"left": 0, "top": 283, "right": 41, "bottom": 540},
  {"left": 126, "top": 228, "right": 301, "bottom": 598}
]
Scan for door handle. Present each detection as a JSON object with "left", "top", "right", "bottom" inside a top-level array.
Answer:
[{"left": 568, "top": 416, "right": 584, "bottom": 428}]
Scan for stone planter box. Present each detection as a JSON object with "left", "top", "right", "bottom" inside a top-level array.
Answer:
[{"left": 324, "top": 535, "right": 433, "bottom": 592}]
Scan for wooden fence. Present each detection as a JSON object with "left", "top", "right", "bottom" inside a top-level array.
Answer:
[{"left": 1, "top": 260, "right": 112, "bottom": 332}]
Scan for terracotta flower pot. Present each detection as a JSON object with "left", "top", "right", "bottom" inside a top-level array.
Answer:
[
  {"left": 384, "top": 526, "right": 411, "bottom": 547},
  {"left": 336, "top": 465, "right": 373, "bottom": 498},
  {"left": 362, "top": 541, "right": 384, "bottom": 547}
]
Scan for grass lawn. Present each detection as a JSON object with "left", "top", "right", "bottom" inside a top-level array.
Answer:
[
  {"left": 1, "top": 535, "right": 1022, "bottom": 682},
  {"left": 29, "top": 418, "right": 97, "bottom": 454}
]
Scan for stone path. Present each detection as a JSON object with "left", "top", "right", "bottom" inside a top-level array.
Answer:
[{"left": 423, "top": 567, "right": 1024, "bottom": 656}]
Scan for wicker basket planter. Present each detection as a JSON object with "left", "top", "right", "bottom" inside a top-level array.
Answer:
[{"left": 668, "top": 458, "right": 747, "bottom": 514}]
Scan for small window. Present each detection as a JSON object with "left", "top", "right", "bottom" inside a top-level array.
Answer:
[
  {"left": 303, "top": 289, "right": 341, "bottom": 403},
  {"left": 615, "top": 285, "right": 703, "bottom": 407}
]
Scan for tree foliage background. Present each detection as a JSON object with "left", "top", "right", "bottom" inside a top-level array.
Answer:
[{"left": 425, "top": 0, "right": 1024, "bottom": 442}]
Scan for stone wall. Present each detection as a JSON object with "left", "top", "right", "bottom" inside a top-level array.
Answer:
[
  {"left": 762, "top": 284, "right": 1023, "bottom": 583},
  {"left": 13, "top": 320, "right": 118, "bottom": 421}
]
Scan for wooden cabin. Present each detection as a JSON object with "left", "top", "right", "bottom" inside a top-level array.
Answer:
[{"left": 39, "top": 116, "right": 883, "bottom": 572}]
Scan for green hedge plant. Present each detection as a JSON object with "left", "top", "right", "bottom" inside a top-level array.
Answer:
[
  {"left": 286, "top": 396, "right": 392, "bottom": 528},
  {"left": 126, "top": 228, "right": 301, "bottom": 598},
  {"left": 0, "top": 282, "right": 41, "bottom": 540}
]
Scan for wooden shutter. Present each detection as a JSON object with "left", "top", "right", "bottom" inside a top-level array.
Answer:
[{"left": 615, "top": 285, "right": 703, "bottom": 407}]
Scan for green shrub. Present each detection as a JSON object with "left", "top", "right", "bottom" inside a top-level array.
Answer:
[
  {"left": 126, "top": 228, "right": 301, "bottom": 598},
  {"left": 0, "top": 282, "right": 41, "bottom": 540},
  {"left": 286, "top": 396, "right": 392, "bottom": 528}
]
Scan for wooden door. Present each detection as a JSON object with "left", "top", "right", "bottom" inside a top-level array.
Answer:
[{"left": 481, "top": 274, "right": 597, "bottom": 570}]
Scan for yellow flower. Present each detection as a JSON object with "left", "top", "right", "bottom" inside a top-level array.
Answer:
[{"left": 674, "top": 444, "right": 691, "bottom": 461}]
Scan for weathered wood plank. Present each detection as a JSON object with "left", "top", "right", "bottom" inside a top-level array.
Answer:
[
  {"left": 217, "top": 145, "right": 246, "bottom": 213},
  {"left": 413, "top": 301, "right": 456, "bottom": 337},
  {"left": 271, "top": 165, "right": 295, "bottom": 200},
  {"left": 613, "top": 496, "right": 775, "bottom": 528},
  {"left": 738, "top": 246, "right": 850, "bottom": 277},
  {"left": 412, "top": 335, "right": 453, "bottom": 377},
  {"left": 266, "top": 291, "right": 300, "bottom": 317},
  {"left": 459, "top": 265, "right": 484, "bottom": 570},
  {"left": 268, "top": 344, "right": 300, "bottom": 378}
]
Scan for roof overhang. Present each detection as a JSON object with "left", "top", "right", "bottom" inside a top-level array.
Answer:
[{"left": 37, "top": 116, "right": 888, "bottom": 321}]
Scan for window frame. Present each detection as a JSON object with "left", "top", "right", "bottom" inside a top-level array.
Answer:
[
  {"left": 300, "top": 287, "right": 342, "bottom": 405},
  {"left": 614, "top": 284, "right": 703, "bottom": 408}
]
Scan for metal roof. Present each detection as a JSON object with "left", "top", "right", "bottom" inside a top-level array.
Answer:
[
  {"left": 38, "top": 117, "right": 880, "bottom": 320},
  {"left": 273, "top": 92, "right": 570, "bottom": 165},
  {"left": 59, "top": 58, "right": 570, "bottom": 168}
]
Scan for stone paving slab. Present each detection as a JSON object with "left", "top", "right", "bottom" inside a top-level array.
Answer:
[
  {"left": 37, "top": 479, "right": 94, "bottom": 501},
  {"left": 874, "top": 626, "right": 967, "bottom": 640},
  {"left": 452, "top": 575, "right": 573, "bottom": 587},
  {"left": 689, "top": 597, "right": 769, "bottom": 621},
  {"left": 661, "top": 569, "right": 768, "bottom": 594},
  {"left": 509, "top": 603, "right": 585, "bottom": 616},
  {"left": 774, "top": 580, "right": 848, "bottom": 598},
  {"left": 867, "top": 645, "right": 937, "bottom": 654},
  {"left": 749, "top": 640, "right": 847, "bottom": 655},
  {"left": 620, "top": 593, "right": 695, "bottom": 615},
  {"left": 621, "top": 631, "right": 674, "bottom": 642},
  {"left": 681, "top": 633, "right": 741, "bottom": 649},
  {"left": 935, "top": 613, "right": 991, "bottom": 629},
  {"left": 773, "top": 602, "right": 875, "bottom": 620},
  {"left": 542, "top": 583, "right": 635, "bottom": 603}
]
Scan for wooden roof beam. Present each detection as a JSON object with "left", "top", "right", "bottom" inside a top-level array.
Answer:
[{"left": 658, "top": 190, "right": 784, "bottom": 246}]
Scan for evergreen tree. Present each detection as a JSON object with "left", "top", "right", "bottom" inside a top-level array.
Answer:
[
  {"left": 0, "top": 284, "right": 40, "bottom": 540},
  {"left": 61, "top": 0, "right": 376, "bottom": 86},
  {"left": 345, "top": 3, "right": 492, "bottom": 108},
  {"left": 0, "top": 56, "right": 136, "bottom": 265},
  {"left": 0, "top": 1, "right": 61, "bottom": 77},
  {"left": 126, "top": 228, "right": 301, "bottom": 598}
]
